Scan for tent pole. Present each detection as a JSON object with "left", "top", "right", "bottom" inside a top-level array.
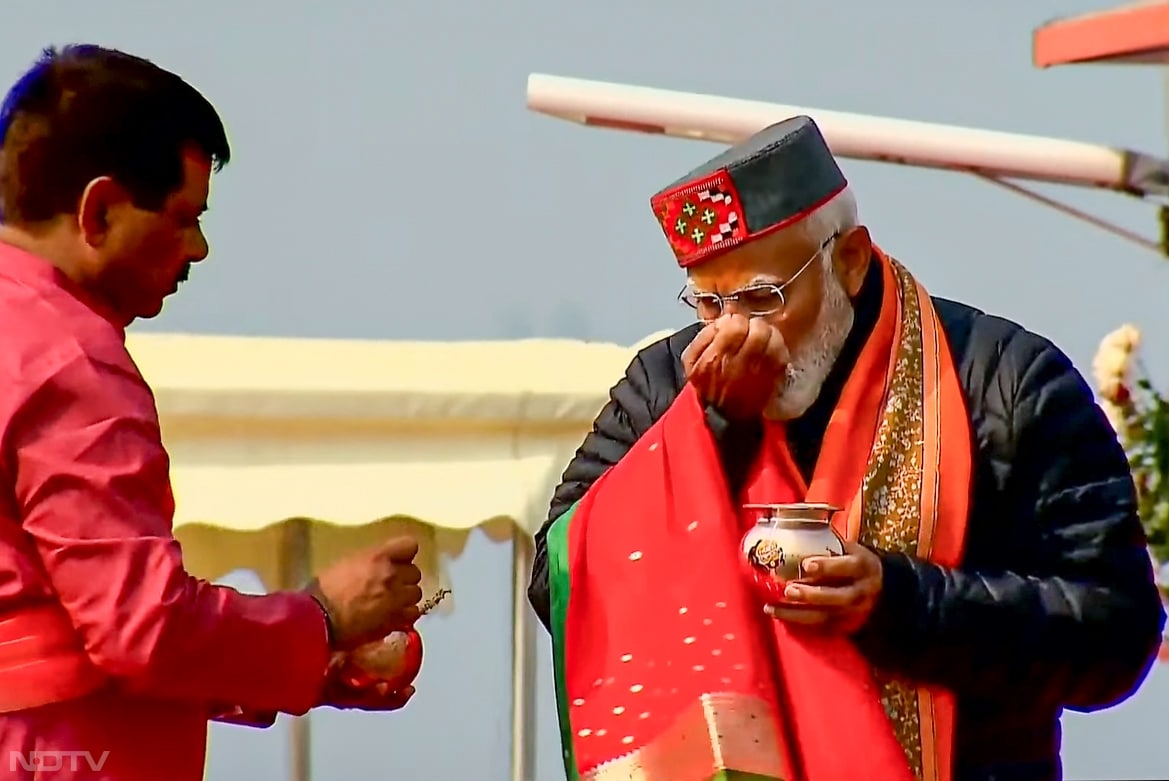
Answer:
[
  {"left": 280, "top": 518, "right": 313, "bottom": 781},
  {"left": 510, "top": 529, "right": 537, "bottom": 781},
  {"left": 289, "top": 696, "right": 311, "bottom": 781}
]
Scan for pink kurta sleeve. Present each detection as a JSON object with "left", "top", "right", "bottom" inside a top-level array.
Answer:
[{"left": 10, "top": 352, "right": 331, "bottom": 715}]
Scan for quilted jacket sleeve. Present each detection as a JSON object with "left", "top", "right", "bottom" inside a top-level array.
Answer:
[
  {"left": 527, "top": 328, "right": 762, "bottom": 630},
  {"left": 526, "top": 348, "right": 658, "bottom": 632},
  {"left": 854, "top": 331, "right": 1166, "bottom": 710}
]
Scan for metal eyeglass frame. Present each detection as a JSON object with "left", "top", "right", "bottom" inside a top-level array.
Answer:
[{"left": 678, "top": 232, "right": 840, "bottom": 321}]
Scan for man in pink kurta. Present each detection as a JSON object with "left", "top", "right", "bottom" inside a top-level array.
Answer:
[{"left": 0, "top": 45, "right": 425, "bottom": 780}]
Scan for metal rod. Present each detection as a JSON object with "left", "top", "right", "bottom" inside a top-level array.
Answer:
[
  {"left": 1164, "top": 66, "right": 1169, "bottom": 161},
  {"left": 510, "top": 530, "right": 537, "bottom": 781},
  {"left": 975, "top": 173, "right": 1165, "bottom": 255},
  {"left": 279, "top": 518, "right": 313, "bottom": 781},
  {"left": 289, "top": 707, "right": 311, "bottom": 781}
]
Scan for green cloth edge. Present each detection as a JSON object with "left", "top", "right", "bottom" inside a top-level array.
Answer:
[{"left": 547, "top": 500, "right": 580, "bottom": 781}]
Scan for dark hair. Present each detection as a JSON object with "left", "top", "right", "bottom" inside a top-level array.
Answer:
[{"left": 0, "top": 44, "right": 230, "bottom": 224}]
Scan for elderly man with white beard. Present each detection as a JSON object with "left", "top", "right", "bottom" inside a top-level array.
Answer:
[{"left": 527, "top": 116, "right": 1165, "bottom": 781}]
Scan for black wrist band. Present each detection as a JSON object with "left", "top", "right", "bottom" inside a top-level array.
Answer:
[{"left": 303, "top": 577, "right": 337, "bottom": 648}]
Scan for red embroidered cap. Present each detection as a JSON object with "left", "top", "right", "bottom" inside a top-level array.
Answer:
[{"left": 650, "top": 115, "right": 847, "bottom": 268}]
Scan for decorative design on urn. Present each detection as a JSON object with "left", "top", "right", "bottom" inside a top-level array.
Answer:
[{"left": 739, "top": 503, "right": 845, "bottom": 603}]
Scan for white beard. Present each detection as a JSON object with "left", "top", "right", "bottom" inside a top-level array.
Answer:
[{"left": 765, "top": 264, "right": 855, "bottom": 421}]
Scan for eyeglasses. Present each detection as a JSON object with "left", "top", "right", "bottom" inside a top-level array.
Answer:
[{"left": 678, "top": 232, "right": 839, "bottom": 322}]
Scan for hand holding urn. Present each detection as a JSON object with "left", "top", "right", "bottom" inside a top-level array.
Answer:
[
  {"left": 339, "top": 589, "right": 450, "bottom": 692},
  {"left": 739, "top": 503, "right": 845, "bottom": 604}
]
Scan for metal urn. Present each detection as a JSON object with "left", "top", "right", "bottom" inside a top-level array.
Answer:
[{"left": 739, "top": 503, "right": 846, "bottom": 603}]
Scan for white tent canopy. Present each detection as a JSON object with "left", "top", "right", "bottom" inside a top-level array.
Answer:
[
  {"left": 128, "top": 329, "right": 671, "bottom": 582},
  {"left": 124, "top": 328, "right": 671, "bottom": 781}
]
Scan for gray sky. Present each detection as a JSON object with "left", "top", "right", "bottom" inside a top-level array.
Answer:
[{"left": 3, "top": 1, "right": 1169, "bottom": 779}]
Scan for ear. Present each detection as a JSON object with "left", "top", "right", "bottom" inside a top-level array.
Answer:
[
  {"left": 77, "top": 176, "right": 130, "bottom": 248},
  {"left": 833, "top": 225, "right": 872, "bottom": 298}
]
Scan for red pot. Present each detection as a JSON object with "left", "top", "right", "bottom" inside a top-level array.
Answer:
[{"left": 342, "top": 629, "right": 423, "bottom": 691}]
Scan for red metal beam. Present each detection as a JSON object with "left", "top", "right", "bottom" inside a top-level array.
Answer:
[{"left": 1033, "top": 1, "right": 1169, "bottom": 67}]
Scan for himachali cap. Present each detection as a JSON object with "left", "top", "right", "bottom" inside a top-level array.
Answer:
[{"left": 650, "top": 115, "right": 847, "bottom": 268}]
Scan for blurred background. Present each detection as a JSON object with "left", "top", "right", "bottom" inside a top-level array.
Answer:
[{"left": 3, "top": 1, "right": 1167, "bottom": 779}]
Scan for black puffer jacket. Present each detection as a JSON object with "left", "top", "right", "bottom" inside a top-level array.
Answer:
[{"left": 527, "top": 262, "right": 1166, "bottom": 781}]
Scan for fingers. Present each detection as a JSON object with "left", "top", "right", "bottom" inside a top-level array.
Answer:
[
  {"left": 685, "top": 315, "right": 789, "bottom": 420},
  {"left": 361, "top": 684, "right": 414, "bottom": 711},
  {"left": 397, "top": 563, "right": 423, "bottom": 586},
  {"left": 692, "top": 316, "right": 749, "bottom": 375},
  {"left": 378, "top": 593, "right": 422, "bottom": 634},
  {"left": 681, "top": 322, "right": 719, "bottom": 375},
  {"left": 764, "top": 604, "right": 834, "bottom": 626},
  {"left": 352, "top": 685, "right": 415, "bottom": 711},
  {"left": 395, "top": 602, "right": 422, "bottom": 628},
  {"left": 330, "top": 685, "right": 416, "bottom": 712},
  {"left": 404, "top": 584, "right": 424, "bottom": 604},
  {"left": 703, "top": 317, "right": 784, "bottom": 377},
  {"left": 767, "top": 546, "right": 882, "bottom": 634},
  {"left": 782, "top": 581, "right": 867, "bottom": 608},
  {"left": 799, "top": 553, "right": 867, "bottom": 582},
  {"left": 327, "top": 651, "right": 349, "bottom": 674},
  {"left": 782, "top": 555, "right": 878, "bottom": 610},
  {"left": 710, "top": 315, "right": 750, "bottom": 356},
  {"left": 739, "top": 316, "right": 773, "bottom": 359},
  {"left": 762, "top": 321, "right": 791, "bottom": 366},
  {"left": 687, "top": 315, "right": 786, "bottom": 370},
  {"left": 381, "top": 536, "right": 419, "bottom": 563},
  {"left": 739, "top": 318, "right": 789, "bottom": 373},
  {"left": 383, "top": 685, "right": 416, "bottom": 710}
]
